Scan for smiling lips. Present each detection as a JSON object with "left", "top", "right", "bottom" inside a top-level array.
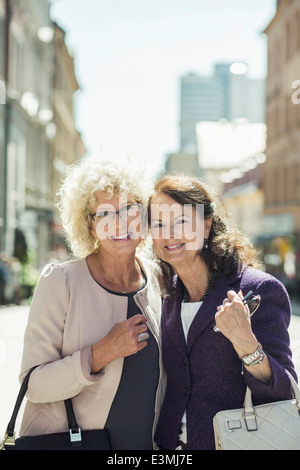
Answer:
[
  {"left": 111, "top": 233, "right": 131, "bottom": 241},
  {"left": 165, "top": 243, "right": 185, "bottom": 251}
]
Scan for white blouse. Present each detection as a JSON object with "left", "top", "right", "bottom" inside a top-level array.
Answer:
[
  {"left": 178, "top": 300, "right": 203, "bottom": 448},
  {"left": 181, "top": 300, "right": 203, "bottom": 341}
]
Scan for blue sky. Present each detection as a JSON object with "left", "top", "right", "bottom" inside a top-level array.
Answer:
[{"left": 50, "top": 0, "right": 276, "bottom": 176}]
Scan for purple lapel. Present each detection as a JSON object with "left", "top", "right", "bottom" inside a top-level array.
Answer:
[
  {"left": 186, "top": 273, "right": 238, "bottom": 352},
  {"left": 163, "top": 294, "right": 187, "bottom": 359},
  {"left": 162, "top": 268, "right": 243, "bottom": 357}
]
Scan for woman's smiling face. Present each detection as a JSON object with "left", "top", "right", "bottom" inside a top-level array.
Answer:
[
  {"left": 90, "top": 191, "right": 144, "bottom": 256},
  {"left": 150, "top": 192, "right": 211, "bottom": 265}
]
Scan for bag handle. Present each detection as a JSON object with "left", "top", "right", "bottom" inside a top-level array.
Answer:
[
  {"left": 240, "top": 369, "right": 300, "bottom": 432},
  {"left": 2, "top": 366, "right": 82, "bottom": 448},
  {"left": 244, "top": 369, "right": 300, "bottom": 413}
]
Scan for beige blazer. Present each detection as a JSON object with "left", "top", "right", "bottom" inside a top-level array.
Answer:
[{"left": 19, "top": 255, "right": 166, "bottom": 446}]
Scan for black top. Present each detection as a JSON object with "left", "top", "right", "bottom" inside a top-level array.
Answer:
[{"left": 97, "top": 281, "right": 159, "bottom": 450}]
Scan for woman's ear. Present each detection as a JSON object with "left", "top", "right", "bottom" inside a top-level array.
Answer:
[
  {"left": 89, "top": 219, "right": 98, "bottom": 241},
  {"left": 204, "top": 217, "right": 213, "bottom": 238}
]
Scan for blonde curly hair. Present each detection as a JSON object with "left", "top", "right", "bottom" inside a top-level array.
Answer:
[{"left": 57, "top": 157, "right": 152, "bottom": 258}]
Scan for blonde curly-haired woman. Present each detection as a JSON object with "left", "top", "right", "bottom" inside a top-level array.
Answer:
[{"left": 19, "top": 158, "right": 165, "bottom": 450}]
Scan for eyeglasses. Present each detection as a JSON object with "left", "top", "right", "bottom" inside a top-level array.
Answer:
[{"left": 89, "top": 203, "right": 142, "bottom": 223}]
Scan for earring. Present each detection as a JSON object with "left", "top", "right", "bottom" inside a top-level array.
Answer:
[{"left": 204, "top": 238, "right": 209, "bottom": 249}]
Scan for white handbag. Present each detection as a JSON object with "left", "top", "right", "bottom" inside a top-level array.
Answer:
[{"left": 213, "top": 371, "right": 300, "bottom": 450}]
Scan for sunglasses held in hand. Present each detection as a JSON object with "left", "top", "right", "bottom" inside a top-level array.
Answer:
[{"left": 213, "top": 290, "right": 261, "bottom": 333}]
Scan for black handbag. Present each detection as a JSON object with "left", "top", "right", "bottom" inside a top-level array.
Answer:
[{"left": 1, "top": 367, "right": 112, "bottom": 450}]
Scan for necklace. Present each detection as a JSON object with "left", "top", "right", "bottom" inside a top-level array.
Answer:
[
  {"left": 182, "top": 272, "right": 216, "bottom": 303},
  {"left": 95, "top": 253, "right": 140, "bottom": 293}
]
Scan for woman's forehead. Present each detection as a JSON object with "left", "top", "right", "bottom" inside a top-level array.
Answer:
[
  {"left": 93, "top": 191, "right": 136, "bottom": 206},
  {"left": 150, "top": 192, "right": 176, "bottom": 206},
  {"left": 150, "top": 198, "right": 202, "bottom": 221}
]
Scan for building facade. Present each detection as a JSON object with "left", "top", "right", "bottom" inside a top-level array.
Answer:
[
  {"left": 180, "top": 71, "right": 223, "bottom": 152},
  {"left": 264, "top": 0, "right": 300, "bottom": 294},
  {"left": 50, "top": 23, "right": 86, "bottom": 259},
  {"left": 0, "top": 0, "right": 85, "bottom": 275},
  {"left": 179, "top": 63, "right": 265, "bottom": 153},
  {"left": 221, "top": 157, "right": 265, "bottom": 241}
]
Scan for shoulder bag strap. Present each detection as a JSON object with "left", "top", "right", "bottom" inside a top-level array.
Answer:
[
  {"left": 6, "top": 366, "right": 39, "bottom": 437},
  {"left": 5, "top": 366, "right": 79, "bottom": 438}
]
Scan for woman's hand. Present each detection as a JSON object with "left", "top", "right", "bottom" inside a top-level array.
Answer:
[
  {"left": 215, "top": 290, "right": 258, "bottom": 356},
  {"left": 91, "top": 314, "right": 148, "bottom": 373},
  {"left": 215, "top": 290, "right": 272, "bottom": 383}
]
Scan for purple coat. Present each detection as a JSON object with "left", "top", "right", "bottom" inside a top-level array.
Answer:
[{"left": 155, "top": 266, "right": 297, "bottom": 450}]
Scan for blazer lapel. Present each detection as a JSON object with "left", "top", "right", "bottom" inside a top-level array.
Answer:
[
  {"left": 186, "top": 268, "right": 243, "bottom": 353},
  {"left": 163, "top": 276, "right": 187, "bottom": 359}
]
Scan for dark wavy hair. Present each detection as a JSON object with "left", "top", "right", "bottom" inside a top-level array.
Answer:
[{"left": 148, "top": 174, "right": 260, "bottom": 293}]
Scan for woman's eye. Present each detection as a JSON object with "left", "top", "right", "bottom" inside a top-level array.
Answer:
[
  {"left": 177, "top": 218, "right": 188, "bottom": 224},
  {"left": 152, "top": 222, "right": 163, "bottom": 228},
  {"left": 97, "top": 211, "right": 110, "bottom": 217}
]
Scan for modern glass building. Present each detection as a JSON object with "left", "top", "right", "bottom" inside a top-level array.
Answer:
[{"left": 179, "top": 63, "right": 265, "bottom": 153}]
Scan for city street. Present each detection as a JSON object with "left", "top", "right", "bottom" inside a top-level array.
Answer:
[{"left": 1, "top": 304, "right": 300, "bottom": 438}]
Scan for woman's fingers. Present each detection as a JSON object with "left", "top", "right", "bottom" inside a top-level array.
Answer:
[
  {"left": 110, "top": 314, "right": 149, "bottom": 356},
  {"left": 227, "top": 290, "right": 243, "bottom": 304},
  {"left": 129, "top": 314, "right": 148, "bottom": 326},
  {"left": 215, "top": 290, "right": 251, "bottom": 337},
  {"left": 91, "top": 315, "right": 149, "bottom": 372}
]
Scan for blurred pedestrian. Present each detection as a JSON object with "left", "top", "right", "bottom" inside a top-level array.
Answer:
[
  {"left": 0, "top": 253, "right": 21, "bottom": 305},
  {"left": 19, "top": 158, "right": 165, "bottom": 450},
  {"left": 0, "top": 255, "right": 9, "bottom": 305},
  {"left": 149, "top": 174, "right": 297, "bottom": 450}
]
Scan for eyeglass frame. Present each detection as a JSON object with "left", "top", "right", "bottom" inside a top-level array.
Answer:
[{"left": 88, "top": 203, "right": 143, "bottom": 223}]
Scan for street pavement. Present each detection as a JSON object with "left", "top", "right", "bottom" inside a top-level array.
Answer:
[
  {"left": 1, "top": 303, "right": 300, "bottom": 438},
  {"left": 0, "top": 305, "right": 29, "bottom": 437}
]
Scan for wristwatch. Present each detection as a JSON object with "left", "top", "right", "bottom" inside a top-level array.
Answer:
[{"left": 240, "top": 343, "right": 265, "bottom": 366}]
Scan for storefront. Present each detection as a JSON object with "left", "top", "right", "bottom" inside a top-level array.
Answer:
[{"left": 254, "top": 214, "right": 300, "bottom": 299}]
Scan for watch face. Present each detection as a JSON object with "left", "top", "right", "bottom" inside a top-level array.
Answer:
[
  {"left": 242, "top": 350, "right": 264, "bottom": 366},
  {"left": 241, "top": 343, "right": 263, "bottom": 366},
  {"left": 244, "top": 357, "right": 252, "bottom": 365}
]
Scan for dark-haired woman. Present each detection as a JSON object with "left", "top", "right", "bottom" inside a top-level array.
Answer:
[{"left": 149, "top": 174, "right": 297, "bottom": 450}]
